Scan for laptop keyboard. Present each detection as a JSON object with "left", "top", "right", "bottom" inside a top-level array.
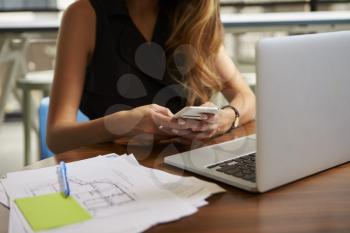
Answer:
[{"left": 207, "top": 153, "right": 256, "bottom": 183}]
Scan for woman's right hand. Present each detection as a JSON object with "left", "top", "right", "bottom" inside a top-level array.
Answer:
[
  {"left": 127, "top": 104, "right": 176, "bottom": 135},
  {"left": 105, "top": 104, "right": 188, "bottom": 140}
]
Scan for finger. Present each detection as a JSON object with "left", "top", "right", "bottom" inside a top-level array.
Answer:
[
  {"left": 184, "top": 125, "right": 218, "bottom": 140},
  {"left": 193, "top": 129, "right": 217, "bottom": 140},
  {"left": 176, "top": 118, "right": 202, "bottom": 131},
  {"left": 171, "top": 128, "right": 192, "bottom": 136},
  {"left": 191, "top": 121, "right": 218, "bottom": 132},
  {"left": 159, "top": 126, "right": 191, "bottom": 136},
  {"left": 157, "top": 126, "right": 173, "bottom": 135},
  {"left": 200, "top": 113, "right": 217, "bottom": 123},
  {"left": 162, "top": 127, "right": 192, "bottom": 136},
  {"left": 154, "top": 113, "right": 189, "bottom": 130},
  {"left": 207, "top": 114, "right": 219, "bottom": 123},
  {"left": 193, "top": 121, "right": 210, "bottom": 132},
  {"left": 176, "top": 118, "right": 186, "bottom": 126},
  {"left": 204, "top": 123, "right": 219, "bottom": 132}
]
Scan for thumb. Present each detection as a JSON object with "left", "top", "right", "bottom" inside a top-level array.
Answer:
[
  {"left": 152, "top": 105, "right": 173, "bottom": 117},
  {"left": 201, "top": 102, "right": 216, "bottom": 107}
]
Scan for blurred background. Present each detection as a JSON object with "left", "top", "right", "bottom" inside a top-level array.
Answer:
[{"left": 0, "top": 0, "right": 349, "bottom": 175}]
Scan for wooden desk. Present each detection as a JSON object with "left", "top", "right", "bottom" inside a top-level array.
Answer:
[{"left": 1, "top": 121, "right": 349, "bottom": 233}]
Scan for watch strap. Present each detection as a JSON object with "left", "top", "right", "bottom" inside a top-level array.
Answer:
[{"left": 220, "top": 105, "right": 240, "bottom": 129}]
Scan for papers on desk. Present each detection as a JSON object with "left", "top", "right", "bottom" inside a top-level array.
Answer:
[
  {"left": 0, "top": 179, "right": 9, "bottom": 207},
  {"left": 1, "top": 154, "right": 225, "bottom": 233}
]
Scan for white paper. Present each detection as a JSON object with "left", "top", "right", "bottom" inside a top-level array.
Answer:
[
  {"left": 3, "top": 156, "right": 197, "bottom": 233},
  {"left": 102, "top": 154, "right": 225, "bottom": 207},
  {"left": 9, "top": 202, "right": 28, "bottom": 233},
  {"left": 0, "top": 179, "right": 9, "bottom": 207}
]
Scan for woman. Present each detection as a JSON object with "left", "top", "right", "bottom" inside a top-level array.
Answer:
[{"left": 47, "top": 0, "right": 255, "bottom": 153}]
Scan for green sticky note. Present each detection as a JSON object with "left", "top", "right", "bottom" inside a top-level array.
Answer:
[{"left": 15, "top": 193, "right": 92, "bottom": 232}]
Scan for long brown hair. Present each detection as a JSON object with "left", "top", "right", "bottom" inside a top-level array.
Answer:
[{"left": 165, "top": 0, "right": 223, "bottom": 105}]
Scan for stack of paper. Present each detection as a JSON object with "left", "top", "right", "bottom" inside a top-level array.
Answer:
[
  {"left": 0, "top": 153, "right": 225, "bottom": 233},
  {"left": 0, "top": 179, "right": 9, "bottom": 207}
]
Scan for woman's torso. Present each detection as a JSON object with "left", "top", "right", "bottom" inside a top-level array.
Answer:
[{"left": 80, "top": 0, "right": 187, "bottom": 120}]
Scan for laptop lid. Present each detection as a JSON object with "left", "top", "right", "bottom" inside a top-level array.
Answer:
[{"left": 256, "top": 31, "right": 350, "bottom": 192}]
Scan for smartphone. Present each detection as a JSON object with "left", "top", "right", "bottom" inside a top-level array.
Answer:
[{"left": 173, "top": 106, "right": 219, "bottom": 120}]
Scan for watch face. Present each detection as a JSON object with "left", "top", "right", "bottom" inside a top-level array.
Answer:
[{"left": 234, "top": 117, "right": 240, "bottom": 128}]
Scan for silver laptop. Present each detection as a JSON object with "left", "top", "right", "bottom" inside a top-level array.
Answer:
[{"left": 164, "top": 31, "right": 350, "bottom": 192}]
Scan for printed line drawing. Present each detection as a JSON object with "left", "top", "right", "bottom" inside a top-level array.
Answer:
[
  {"left": 72, "top": 178, "right": 135, "bottom": 214},
  {"left": 27, "top": 177, "right": 135, "bottom": 215}
]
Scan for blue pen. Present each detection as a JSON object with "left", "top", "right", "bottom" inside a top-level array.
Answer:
[{"left": 59, "top": 161, "right": 70, "bottom": 198}]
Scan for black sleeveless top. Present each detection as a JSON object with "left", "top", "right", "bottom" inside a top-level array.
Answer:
[{"left": 80, "top": 0, "right": 187, "bottom": 120}]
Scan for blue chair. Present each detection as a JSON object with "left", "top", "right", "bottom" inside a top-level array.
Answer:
[{"left": 38, "top": 97, "right": 89, "bottom": 159}]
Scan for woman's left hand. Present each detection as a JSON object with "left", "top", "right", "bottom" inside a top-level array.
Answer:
[{"left": 160, "top": 102, "right": 236, "bottom": 141}]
